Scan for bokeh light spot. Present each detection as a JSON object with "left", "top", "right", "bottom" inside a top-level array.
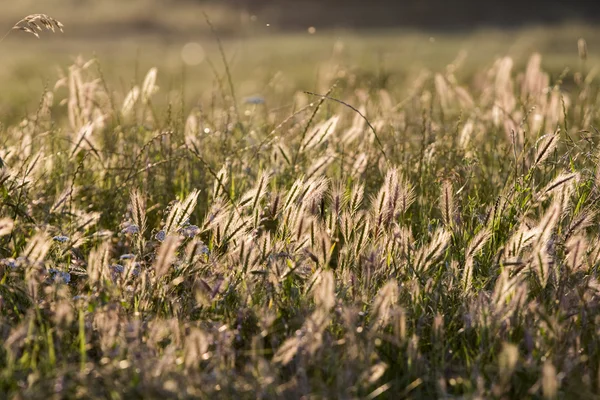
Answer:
[{"left": 181, "top": 42, "right": 205, "bottom": 66}]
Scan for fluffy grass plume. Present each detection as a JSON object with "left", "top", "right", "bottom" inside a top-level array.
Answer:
[
  {"left": 1, "top": 14, "right": 63, "bottom": 43},
  {"left": 1, "top": 26, "right": 600, "bottom": 399}
]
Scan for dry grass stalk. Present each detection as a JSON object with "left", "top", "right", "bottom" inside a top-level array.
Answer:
[
  {"left": 495, "top": 343, "right": 519, "bottom": 396},
  {"left": 0, "top": 218, "right": 14, "bottom": 237},
  {"left": 578, "top": 38, "right": 588, "bottom": 61},
  {"left": 533, "top": 132, "right": 559, "bottom": 167},
  {"left": 539, "top": 172, "right": 578, "bottom": 201},
  {"left": 351, "top": 152, "right": 368, "bottom": 178},
  {"left": 239, "top": 171, "right": 270, "bottom": 210},
  {"left": 373, "top": 167, "right": 415, "bottom": 231},
  {"left": 413, "top": 228, "right": 451, "bottom": 274},
  {"left": 87, "top": 241, "right": 112, "bottom": 285},
  {"left": 154, "top": 235, "right": 182, "bottom": 279},
  {"left": 21, "top": 232, "right": 51, "bottom": 264},
  {"left": 563, "top": 209, "right": 595, "bottom": 241},
  {"left": 462, "top": 228, "right": 492, "bottom": 293},
  {"left": 122, "top": 86, "right": 140, "bottom": 116},
  {"left": 440, "top": 180, "right": 455, "bottom": 228},
  {"left": 129, "top": 189, "right": 147, "bottom": 236},
  {"left": 565, "top": 234, "right": 588, "bottom": 273},
  {"left": 371, "top": 280, "right": 398, "bottom": 330},
  {"left": 163, "top": 190, "right": 200, "bottom": 236},
  {"left": 9, "top": 14, "right": 64, "bottom": 40},
  {"left": 311, "top": 270, "right": 336, "bottom": 311},
  {"left": 542, "top": 361, "right": 558, "bottom": 399},
  {"left": 141, "top": 68, "right": 159, "bottom": 104}
]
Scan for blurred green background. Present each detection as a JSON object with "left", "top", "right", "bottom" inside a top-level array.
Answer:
[{"left": 1, "top": 0, "right": 599, "bottom": 121}]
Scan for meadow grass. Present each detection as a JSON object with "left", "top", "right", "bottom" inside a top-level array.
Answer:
[
  {"left": 2, "top": 14, "right": 600, "bottom": 400},
  {"left": 2, "top": 22, "right": 600, "bottom": 122}
]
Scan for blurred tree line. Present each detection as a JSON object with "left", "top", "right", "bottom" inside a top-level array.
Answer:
[{"left": 219, "top": 0, "right": 600, "bottom": 30}]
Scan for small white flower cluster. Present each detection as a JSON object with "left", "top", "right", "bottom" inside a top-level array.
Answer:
[
  {"left": 244, "top": 95, "right": 265, "bottom": 105},
  {"left": 48, "top": 268, "right": 71, "bottom": 284},
  {"left": 110, "top": 262, "right": 141, "bottom": 279},
  {"left": 155, "top": 230, "right": 166, "bottom": 242},
  {"left": 199, "top": 243, "right": 210, "bottom": 254},
  {"left": 121, "top": 223, "right": 140, "bottom": 235},
  {"left": 0, "top": 258, "right": 18, "bottom": 269},
  {"left": 52, "top": 235, "right": 69, "bottom": 243},
  {"left": 111, "top": 264, "right": 125, "bottom": 274},
  {"left": 179, "top": 224, "right": 200, "bottom": 238},
  {"left": 1, "top": 257, "right": 39, "bottom": 269},
  {"left": 155, "top": 222, "right": 200, "bottom": 242}
]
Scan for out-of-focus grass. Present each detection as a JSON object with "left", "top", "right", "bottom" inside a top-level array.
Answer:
[{"left": 1, "top": 22, "right": 599, "bottom": 122}]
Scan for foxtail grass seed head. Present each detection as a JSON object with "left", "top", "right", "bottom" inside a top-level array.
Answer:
[
  {"left": 2, "top": 28, "right": 600, "bottom": 398},
  {"left": 0, "top": 218, "right": 14, "bottom": 237},
  {"left": 578, "top": 38, "right": 588, "bottom": 61}
]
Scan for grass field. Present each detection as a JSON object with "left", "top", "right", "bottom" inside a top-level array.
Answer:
[
  {"left": 2, "top": 18, "right": 599, "bottom": 121},
  {"left": 2, "top": 10, "right": 600, "bottom": 399}
]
